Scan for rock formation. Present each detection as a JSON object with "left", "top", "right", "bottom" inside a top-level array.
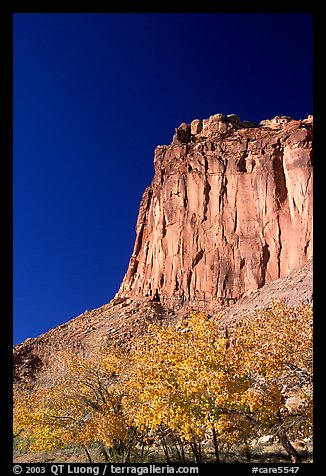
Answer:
[
  {"left": 13, "top": 113, "right": 313, "bottom": 384},
  {"left": 117, "top": 113, "right": 313, "bottom": 307},
  {"left": 13, "top": 258, "right": 313, "bottom": 384}
]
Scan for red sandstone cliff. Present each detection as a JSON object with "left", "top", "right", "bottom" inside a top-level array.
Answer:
[
  {"left": 13, "top": 113, "right": 313, "bottom": 384},
  {"left": 117, "top": 114, "right": 313, "bottom": 306}
]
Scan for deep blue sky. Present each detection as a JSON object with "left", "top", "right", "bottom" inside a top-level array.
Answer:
[{"left": 13, "top": 13, "right": 313, "bottom": 345}]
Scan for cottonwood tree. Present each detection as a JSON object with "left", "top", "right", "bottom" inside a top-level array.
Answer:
[
  {"left": 228, "top": 300, "right": 313, "bottom": 462},
  {"left": 125, "top": 312, "right": 248, "bottom": 462},
  {"left": 124, "top": 301, "right": 312, "bottom": 463},
  {"left": 14, "top": 347, "right": 134, "bottom": 462}
]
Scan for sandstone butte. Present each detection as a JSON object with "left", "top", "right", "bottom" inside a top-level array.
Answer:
[
  {"left": 116, "top": 113, "right": 313, "bottom": 309},
  {"left": 13, "top": 113, "right": 313, "bottom": 382}
]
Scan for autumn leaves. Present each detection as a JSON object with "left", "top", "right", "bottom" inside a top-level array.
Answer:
[{"left": 14, "top": 301, "right": 312, "bottom": 463}]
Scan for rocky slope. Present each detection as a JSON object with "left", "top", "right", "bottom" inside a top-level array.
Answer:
[
  {"left": 13, "top": 113, "right": 313, "bottom": 384},
  {"left": 13, "top": 259, "right": 312, "bottom": 384}
]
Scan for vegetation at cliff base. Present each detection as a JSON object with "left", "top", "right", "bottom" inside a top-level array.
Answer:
[{"left": 14, "top": 300, "right": 312, "bottom": 463}]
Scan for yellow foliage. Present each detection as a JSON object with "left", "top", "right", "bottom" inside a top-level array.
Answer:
[{"left": 14, "top": 301, "right": 313, "bottom": 461}]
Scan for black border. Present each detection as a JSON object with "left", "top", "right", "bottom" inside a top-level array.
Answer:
[
  {"left": 1, "top": 0, "right": 14, "bottom": 469},
  {"left": 2, "top": 1, "right": 320, "bottom": 473}
]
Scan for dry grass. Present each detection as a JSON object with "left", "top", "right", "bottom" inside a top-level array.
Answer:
[{"left": 14, "top": 440, "right": 313, "bottom": 464}]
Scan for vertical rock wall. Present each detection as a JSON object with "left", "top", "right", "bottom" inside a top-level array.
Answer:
[{"left": 117, "top": 114, "right": 313, "bottom": 305}]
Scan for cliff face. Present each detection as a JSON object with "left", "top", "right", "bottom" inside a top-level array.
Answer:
[
  {"left": 117, "top": 114, "right": 313, "bottom": 306},
  {"left": 13, "top": 113, "right": 313, "bottom": 385}
]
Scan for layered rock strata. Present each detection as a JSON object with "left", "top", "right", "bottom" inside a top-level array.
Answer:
[{"left": 117, "top": 113, "right": 313, "bottom": 306}]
